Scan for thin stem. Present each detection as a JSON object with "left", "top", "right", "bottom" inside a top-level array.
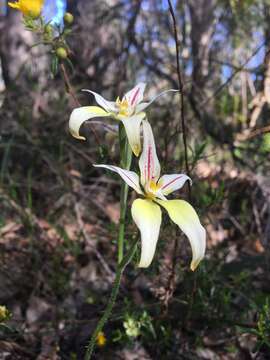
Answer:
[
  {"left": 167, "top": 0, "right": 190, "bottom": 198},
  {"left": 117, "top": 123, "right": 133, "bottom": 263},
  {"left": 84, "top": 239, "right": 138, "bottom": 360},
  {"left": 60, "top": 63, "right": 102, "bottom": 147}
]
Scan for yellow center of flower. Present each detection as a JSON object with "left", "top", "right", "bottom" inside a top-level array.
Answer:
[
  {"left": 116, "top": 97, "right": 130, "bottom": 117},
  {"left": 8, "top": 0, "right": 43, "bottom": 19},
  {"left": 145, "top": 180, "right": 161, "bottom": 199}
]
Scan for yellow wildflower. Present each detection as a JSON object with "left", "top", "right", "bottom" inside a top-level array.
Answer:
[
  {"left": 8, "top": 0, "right": 43, "bottom": 19},
  {"left": 96, "top": 331, "right": 106, "bottom": 347},
  {"left": 0, "top": 305, "right": 9, "bottom": 322}
]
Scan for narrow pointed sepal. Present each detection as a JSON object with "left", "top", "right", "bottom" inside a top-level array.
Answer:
[
  {"left": 156, "top": 199, "right": 206, "bottom": 271},
  {"left": 158, "top": 174, "right": 192, "bottom": 196},
  {"left": 131, "top": 199, "right": 162, "bottom": 268},
  {"left": 135, "top": 89, "right": 179, "bottom": 113},
  {"left": 94, "top": 164, "right": 143, "bottom": 195},
  {"left": 82, "top": 90, "right": 117, "bottom": 112}
]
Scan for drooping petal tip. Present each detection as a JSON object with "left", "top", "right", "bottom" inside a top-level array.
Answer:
[
  {"left": 69, "top": 106, "right": 110, "bottom": 140},
  {"left": 156, "top": 199, "right": 206, "bottom": 271},
  {"left": 190, "top": 257, "right": 203, "bottom": 272},
  {"left": 120, "top": 113, "right": 145, "bottom": 157},
  {"left": 131, "top": 198, "right": 162, "bottom": 268}
]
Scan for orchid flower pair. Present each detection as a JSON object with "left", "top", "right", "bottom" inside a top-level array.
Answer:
[
  {"left": 69, "top": 83, "right": 206, "bottom": 270},
  {"left": 69, "top": 83, "right": 177, "bottom": 156}
]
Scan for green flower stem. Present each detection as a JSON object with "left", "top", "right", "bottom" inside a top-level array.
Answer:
[
  {"left": 117, "top": 123, "right": 132, "bottom": 263},
  {"left": 84, "top": 239, "right": 138, "bottom": 360}
]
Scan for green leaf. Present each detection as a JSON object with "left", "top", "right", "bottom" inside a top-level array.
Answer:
[{"left": 51, "top": 56, "right": 59, "bottom": 76}]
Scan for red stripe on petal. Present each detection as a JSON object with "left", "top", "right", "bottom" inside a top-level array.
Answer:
[
  {"left": 147, "top": 145, "right": 152, "bottom": 181},
  {"left": 119, "top": 169, "right": 138, "bottom": 188},
  {"left": 130, "top": 87, "right": 140, "bottom": 106},
  {"left": 161, "top": 176, "right": 183, "bottom": 190}
]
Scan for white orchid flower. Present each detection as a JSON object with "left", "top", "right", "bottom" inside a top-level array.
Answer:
[
  {"left": 94, "top": 121, "right": 206, "bottom": 270},
  {"left": 69, "top": 83, "right": 177, "bottom": 156}
]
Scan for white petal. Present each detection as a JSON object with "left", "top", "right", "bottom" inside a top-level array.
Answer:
[
  {"left": 69, "top": 106, "right": 110, "bottom": 140},
  {"left": 82, "top": 89, "right": 117, "bottom": 112},
  {"left": 157, "top": 199, "right": 206, "bottom": 271},
  {"left": 139, "top": 121, "right": 161, "bottom": 187},
  {"left": 131, "top": 199, "right": 162, "bottom": 268},
  {"left": 124, "top": 83, "right": 146, "bottom": 107},
  {"left": 158, "top": 174, "right": 192, "bottom": 196},
  {"left": 121, "top": 113, "right": 145, "bottom": 157},
  {"left": 135, "top": 89, "right": 179, "bottom": 113},
  {"left": 94, "top": 164, "right": 143, "bottom": 195}
]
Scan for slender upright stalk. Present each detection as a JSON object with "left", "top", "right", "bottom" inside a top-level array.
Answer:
[
  {"left": 117, "top": 123, "right": 132, "bottom": 263},
  {"left": 167, "top": 0, "right": 190, "bottom": 199},
  {"left": 84, "top": 239, "right": 138, "bottom": 360}
]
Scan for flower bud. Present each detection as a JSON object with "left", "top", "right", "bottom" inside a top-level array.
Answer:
[
  {"left": 44, "top": 24, "right": 53, "bottom": 35},
  {"left": 56, "top": 47, "right": 68, "bottom": 60},
  {"left": 64, "top": 12, "right": 74, "bottom": 25}
]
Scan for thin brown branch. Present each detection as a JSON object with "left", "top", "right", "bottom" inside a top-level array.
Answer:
[
  {"left": 60, "top": 63, "right": 102, "bottom": 147},
  {"left": 167, "top": 0, "right": 191, "bottom": 197},
  {"left": 201, "top": 41, "right": 266, "bottom": 107},
  {"left": 74, "top": 199, "right": 115, "bottom": 281},
  {"left": 236, "top": 124, "right": 270, "bottom": 141}
]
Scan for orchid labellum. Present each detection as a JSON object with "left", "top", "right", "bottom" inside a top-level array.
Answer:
[
  {"left": 94, "top": 121, "right": 206, "bottom": 270},
  {"left": 69, "top": 83, "right": 177, "bottom": 156}
]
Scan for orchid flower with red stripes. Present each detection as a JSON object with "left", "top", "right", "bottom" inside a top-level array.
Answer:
[
  {"left": 69, "top": 83, "right": 177, "bottom": 156},
  {"left": 94, "top": 121, "right": 206, "bottom": 269}
]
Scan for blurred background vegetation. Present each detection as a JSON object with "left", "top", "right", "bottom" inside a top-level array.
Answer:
[{"left": 0, "top": 0, "right": 270, "bottom": 359}]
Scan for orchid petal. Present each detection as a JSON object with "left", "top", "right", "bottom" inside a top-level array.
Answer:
[
  {"left": 139, "top": 121, "right": 161, "bottom": 186},
  {"left": 69, "top": 106, "right": 110, "bottom": 140},
  {"left": 82, "top": 89, "right": 117, "bottom": 112},
  {"left": 121, "top": 113, "right": 145, "bottom": 156},
  {"left": 136, "top": 89, "right": 179, "bottom": 113},
  {"left": 94, "top": 164, "right": 143, "bottom": 195},
  {"left": 124, "top": 83, "right": 146, "bottom": 107},
  {"left": 131, "top": 199, "right": 162, "bottom": 268},
  {"left": 158, "top": 174, "right": 192, "bottom": 196},
  {"left": 157, "top": 199, "right": 206, "bottom": 271}
]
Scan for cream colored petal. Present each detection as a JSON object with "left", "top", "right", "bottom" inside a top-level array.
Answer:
[
  {"left": 82, "top": 89, "right": 117, "bottom": 112},
  {"left": 94, "top": 164, "right": 143, "bottom": 195},
  {"left": 157, "top": 199, "right": 206, "bottom": 271},
  {"left": 69, "top": 106, "right": 110, "bottom": 140},
  {"left": 124, "top": 83, "right": 146, "bottom": 107},
  {"left": 120, "top": 113, "right": 145, "bottom": 156},
  {"left": 131, "top": 199, "right": 162, "bottom": 268},
  {"left": 158, "top": 174, "right": 192, "bottom": 196},
  {"left": 139, "top": 121, "right": 161, "bottom": 187},
  {"left": 135, "top": 89, "right": 179, "bottom": 113}
]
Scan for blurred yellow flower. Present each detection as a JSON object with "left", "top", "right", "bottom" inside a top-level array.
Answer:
[
  {"left": 0, "top": 305, "right": 9, "bottom": 322},
  {"left": 8, "top": 0, "right": 43, "bottom": 19},
  {"left": 96, "top": 331, "right": 106, "bottom": 347}
]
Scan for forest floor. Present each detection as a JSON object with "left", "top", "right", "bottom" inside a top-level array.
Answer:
[{"left": 1, "top": 138, "right": 270, "bottom": 360}]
